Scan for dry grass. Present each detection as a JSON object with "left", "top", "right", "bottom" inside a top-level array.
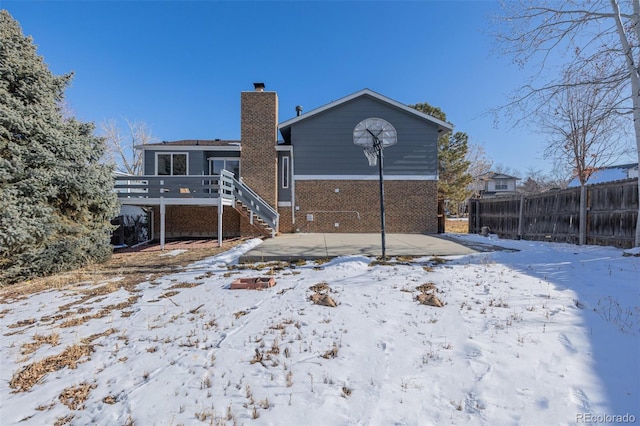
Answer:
[
  {"left": 57, "top": 296, "right": 140, "bottom": 328},
  {"left": 309, "top": 282, "right": 337, "bottom": 307},
  {"left": 445, "top": 219, "right": 469, "bottom": 234},
  {"left": 81, "top": 328, "right": 118, "bottom": 344},
  {"left": 59, "top": 382, "right": 96, "bottom": 410},
  {"left": 321, "top": 344, "right": 339, "bottom": 359},
  {"left": 10, "top": 344, "right": 94, "bottom": 392},
  {"left": 3, "top": 239, "right": 247, "bottom": 399},
  {"left": 234, "top": 310, "right": 248, "bottom": 319},
  {"left": 0, "top": 239, "right": 247, "bottom": 302},
  {"left": 102, "top": 395, "right": 117, "bottom": 404},
  {"left": 7, "top": 318, "right": 36, "bottom": 329},
  {"left": 54, "top": 414, "right": 74, "bottom": 426},
  {"left": 309, "top": 282, "right": 330, "bottom": 293},
  {"left": 168, "top": 282, "right": 202, "bottom": 290},
  {"left": 416, "top": 283, "right": 438, "bottom": 293},
  {"left": 21, "top": 333, "right": 60, "bottom": 355},
  {"left": 158, "top": 291, "right": 180, "bottom": 299}
]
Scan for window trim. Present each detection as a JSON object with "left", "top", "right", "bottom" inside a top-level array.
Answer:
[
  {"left": 208, "top": 157, "right": 241, "bottom": 178},
  {"left": 155, "top": 152, "right": 189, "bottom": 176},
  {"left": 281, "top": 155, "right": 290, "bottom": 189},
  {"left": 495, "top": 182, "right": 509, "bottom": 191}
]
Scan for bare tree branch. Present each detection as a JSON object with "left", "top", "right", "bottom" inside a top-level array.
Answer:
[
  {"left": 493, "top": 0, "right": 640, "bottom": 245},
  {"left": 101, "top": 119, "right": 156, "bottom": 175},
  {"left": 466, "top": 143, "right": 494, "bottom": 197}
]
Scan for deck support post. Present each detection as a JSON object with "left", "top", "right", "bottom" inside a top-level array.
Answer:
[
  {"left": 160, "top": 197, "right": 166, "bottom": 250},
  {"left": 217, "top": 198, "right": 223, "bottom": 248}
]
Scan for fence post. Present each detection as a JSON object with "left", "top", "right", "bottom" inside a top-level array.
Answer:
[
  {"left": 517, "top": 194, "right": 525, "bottom": 240},
  {"left": 474, "top": 199, "right": 480, "bottom": 234}
]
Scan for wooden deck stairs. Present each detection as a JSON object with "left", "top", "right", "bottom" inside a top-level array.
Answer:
[{"left": 234, "top": 200, "right": 275, "bottom": 238}]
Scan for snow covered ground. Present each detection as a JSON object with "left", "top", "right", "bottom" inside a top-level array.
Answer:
[{"left": 1, "top": 235, "right": 638, "bottom": 425}]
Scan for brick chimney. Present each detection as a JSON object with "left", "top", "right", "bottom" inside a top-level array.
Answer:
[{"left": 240, "top": 83, "right": 278, "bottom": 207}]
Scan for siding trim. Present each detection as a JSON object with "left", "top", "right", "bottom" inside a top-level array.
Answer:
[{"left": 294, "top": 174, "right": 437, "bottom": 181}]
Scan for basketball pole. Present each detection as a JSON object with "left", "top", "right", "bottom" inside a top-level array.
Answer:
[
  {"left": 375, "top": 137, "right": 387, "bottom": 260},
  {"left": 357, "top": 121, "right": 396, "bottom": 262}
]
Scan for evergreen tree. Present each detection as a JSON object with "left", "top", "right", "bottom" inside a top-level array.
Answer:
[
  {"left": 0, "top": 10, "right": 118, "bottom": 284},
  {"left": 409, "top": 102, "right": 472, "bottom": 210}
]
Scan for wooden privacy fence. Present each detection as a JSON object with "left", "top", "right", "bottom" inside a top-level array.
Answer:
[{"left": 469, "top": 178, "right": 638, "bottom": 248}]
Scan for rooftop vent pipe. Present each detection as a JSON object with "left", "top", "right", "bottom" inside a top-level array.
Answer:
[
  {"left": 253, "top": 82, "right": 265, "bottom": 92},
  {"left": 296, "top": 105, "right": 303, "bottom": 116}
]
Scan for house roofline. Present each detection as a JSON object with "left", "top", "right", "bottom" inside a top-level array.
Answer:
[
  {"left": 600, "top": 162, "right": 638, "bottom": 170},
  {"left": 278, "top": 88, "right": 454, "bottom": 134},
  {"left": 482, "top": 172, "right": 520, "bottom": 180},
  {"left": 136, "top": 145, "right": 241, "bottom": 151}
]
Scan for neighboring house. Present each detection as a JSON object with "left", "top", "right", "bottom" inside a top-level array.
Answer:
[
  {"left": 115, "top": 84, "right": 452, "bottom": 245},
  {"left": 478, "top": 172, "right": 520, "bottom": 199},
  {"left": 567, "top": 163, "right": 639, "bottom": 187}
]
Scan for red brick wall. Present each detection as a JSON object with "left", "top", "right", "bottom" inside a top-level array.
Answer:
[
  {"left": 293, "top": 180, "right": 438, "bottom": 233},
  {"left": 146, "top": 182, "right": 436, "bottom": 237},
  {"left": 278, "top": 206, "right": 295, "bottom": 233},
  {"left": 239, "top": 213, "right": 272, "bottom": 238},
  {"left": 151, "top": 206, "right": 241, "bottom": 239},
  {"left": 240, "top": 90, "right": 278, "bottom": 208}
]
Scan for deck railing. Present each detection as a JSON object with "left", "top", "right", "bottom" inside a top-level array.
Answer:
[
  {"left": 114, "top": 174, "right": 233, "bottom": 201},
  {"left": 114, "top": 170, "right": 278, "bottom": 234}
]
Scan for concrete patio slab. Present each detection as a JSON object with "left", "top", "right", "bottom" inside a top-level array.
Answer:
[{"left": 239, "top": 233, "right": 505, "bottom": 262}]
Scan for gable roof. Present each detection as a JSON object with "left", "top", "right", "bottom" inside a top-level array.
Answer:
[
  {"left": 278, "top": 88, "right": 454, "bottom": 135},
  {"left": 488, "top": 172, "right": 519, "bottom": 180}
]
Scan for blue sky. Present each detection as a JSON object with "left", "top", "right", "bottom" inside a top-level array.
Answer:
[{"left": 5, "top": 1, "right": 558, "bottom": 175}]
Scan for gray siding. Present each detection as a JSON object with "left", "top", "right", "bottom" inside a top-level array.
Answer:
[
  {"left": 144, "top": 150, "right": 155, "bottom": 175},
  {"left": 277, "top": 151, "right": 292, "bottom": 202},
  {"left": 288, "top": 95, "right": 439, "bottom": 177},
  {"left": 189, "top": 151, "right": 204, "bottom": 174}
]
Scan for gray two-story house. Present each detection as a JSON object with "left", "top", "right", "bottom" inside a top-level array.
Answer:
[{"left": 115, "top": 84, "right": 451, "bottom": 247}]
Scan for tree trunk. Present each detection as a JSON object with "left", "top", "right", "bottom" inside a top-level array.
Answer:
[
  {"left": 610, "top": 0, "right": 640, "bottom": 246},
  {"left": 579, "top": 184, "right": 587, "bottom": 245}
]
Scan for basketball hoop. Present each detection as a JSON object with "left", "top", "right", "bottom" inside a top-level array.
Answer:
[
  {"left": 353, "top": 118, "right": 397, "bottom": 260},
  {"left": 363, "top": 145, "right": 378, "bottom": 166},
  {"left": 353, "top": 118, "right": 397, "bottom": 166}
]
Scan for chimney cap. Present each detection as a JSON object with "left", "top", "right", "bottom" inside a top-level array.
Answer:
[{"left": 253, "top": 82, "right": 265, "bottom": 92}]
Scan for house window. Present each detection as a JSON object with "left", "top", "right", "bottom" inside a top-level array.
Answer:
[
  {"left": 209, "top": 158, "right": 240, "bottom": 178},
  {"left": 157, "top": 153, "right": 188, "bottom": 175},
  {"left": 495, "top": 183, "right": 508, "bottom": 190},
  {"left": 282, "top": 156, "right": 290, "bottom": 189}
]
